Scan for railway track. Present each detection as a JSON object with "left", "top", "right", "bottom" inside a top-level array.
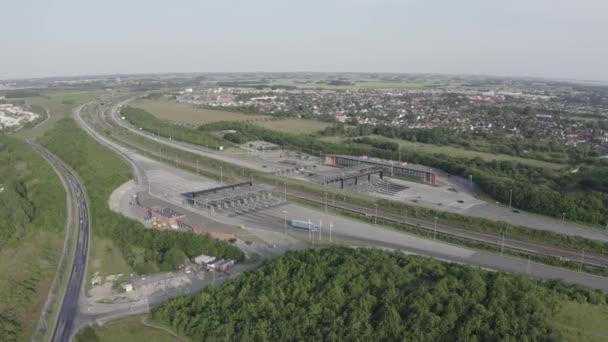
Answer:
[{"left": 86, "top": 101, "right": 608, "bottom": 271}]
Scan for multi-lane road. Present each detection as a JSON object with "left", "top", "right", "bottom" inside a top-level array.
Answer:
[
  {"left": 30, "top": 142, "right": 90, "bottom": 342},
  {"left": 79, "top": 99, "right": 608, "bottom": 290}
]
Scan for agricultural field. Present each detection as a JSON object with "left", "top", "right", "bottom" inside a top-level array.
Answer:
[
  {"left": 269, "top": 79, "right": 436, "bottom": 90},
  {"left": 74, "top": 315, "right": 183, "bottom": 342},
  {"left": 322, "top": 135, "right": 566, "bottom": 169},
  {"left": 251, "top": 118, "right": 331, "bottom": 134},
  {"left": 130, "top": 99, "right": 269, "bottom": 125},
  {"left": 0, "top": 137, "right": 66, "bottom": 341}
]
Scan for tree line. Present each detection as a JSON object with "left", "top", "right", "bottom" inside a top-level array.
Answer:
[{"left": 154, "top": 247, "right": 608, "bottom": 341}]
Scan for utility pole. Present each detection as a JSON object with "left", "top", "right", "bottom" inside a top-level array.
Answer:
[
  {"left": 561, "top": 212, "right": 566, "bottom": 225},
  {"left": 509, "top": 189, "right": 513, "bottom": 209},
  {"left": 220, "top": 166, "right": 223, "bottom": 185},
  {"left": 325, "top": 192, "right": 328, "bottom": 213},
  {"left": 283, "top": 210, "right": 288, "bottom": 233},
  {"left": 284, "top": 182, "right": 287, "bottom": 201},
  {"left": 433, "top": 217, "right": 438, "bottom": 240},
  {"left": 500, "top": 232, "right": 505, "bottom": 256},
  {"left": 319, "top": 220, "right": 322, "bottom": 241},
  {"left": 329, "top": 220, "right": 333, "bottom": 242},
  {"left": 196, "top": 159, "right": 199, "bottom": 176},
  {"left": 580, "top": 248, "right": 585, "bottom": 272},
  {"left": 375, "top": 204, "right": 378, "bottom": 225}
]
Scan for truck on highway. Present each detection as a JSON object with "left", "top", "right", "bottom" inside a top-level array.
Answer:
[{"left": 287, "top": 220, "right": 320, "bottom": 232}]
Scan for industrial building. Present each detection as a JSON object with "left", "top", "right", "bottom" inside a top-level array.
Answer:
[
  {"left": 324, "top": 155, "right": 436, "bottom": 185},
  {"left": 148, "top": 207, "right": 186, "bottom": 227}
]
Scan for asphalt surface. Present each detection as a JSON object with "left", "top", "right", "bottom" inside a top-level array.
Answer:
[
  {"left": 108, "top": 101, "right": 608, "bottom": 242},
  {"left": 57, "top": 98, "right": 608, "bottom": 338},
  {"left": 30, "top": 142, "right": 90, "bottom": 342},
  {"left": 101, "top": 101, "right": 608, "bottom": 268},
  {"left": 88, "top": 101, "right": 608, "bottom": 288}
]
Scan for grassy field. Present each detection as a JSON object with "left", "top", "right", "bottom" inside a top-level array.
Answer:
[
  {"left": 322, "top": 135, "right": 566, "bottom": 169},
  {"left": 87, "top": 238, "right": 134, "bottom": 288},
  {"left": 251, "top": 118, "right": 331, "bottom": 134},
  {"left": 74, "top": 315, "right": 183, "bottom": 342},
  {"left": 130, "top": 99, "right": 269, "bottom": 125},
  {"left": 0, "top": 137, "right": 66, "bottom": 341},
  {"left": 12, "top": 91, "right": 100, "bottom": 139},
  {"left": 269, "top": 79, "right": 435, "bottom": 90},
  {"left": 555, "top": 300, "right": 608, "bottom": 341}
]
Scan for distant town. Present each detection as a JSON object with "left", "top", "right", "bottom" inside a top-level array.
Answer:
[{"left": 174, "top": 79, "right": 608, "bottom": 154}]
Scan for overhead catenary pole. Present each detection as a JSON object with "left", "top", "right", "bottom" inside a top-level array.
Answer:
[
  {"left": 283, "top": 210, "right": 288, "bottom": 234},
  {"left": 375, "top": 204, "right": 378, "bottom": 225},
  {"left": 319, "top": 219, "right": 322, "bottom": 241}
]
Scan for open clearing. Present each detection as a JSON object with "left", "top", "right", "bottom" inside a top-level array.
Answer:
[
  {"left": 252, "top": 118, "right": 331, "bottom": 133},
  {"left": 322, "top": 135, "right": 566, "bottom": 169},
  {"left": 75, "top": 315, "right": 183, "bottom": 342},
  {"left": 86, "top": 237, "right": 133, "bottom": 292},
  {"left": 555, "top": 300, "right": 608, "bottom": 341},
  {"left": 131, "top": 99, "right": 269, "bottom": 125},
  {"left": 13, "top": 91, "right": 100, "bottom": 139}
]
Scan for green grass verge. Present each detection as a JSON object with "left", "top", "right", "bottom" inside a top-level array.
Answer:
[
  {"left": 555, "top": 300, "right": 608, "bottom": 341},
  {"left": 321, "top": 135, "right": 566, "bottom": 169},
  {"left": 13, "top": 91, "right": 100, "bottom": 139},
  {"left": 74, "top": 315, "right": 184, "bottom": 342},
  {"left": 0, "top": 137, "right": 66, "bottom": 341},
  {"left": 38, "top": 118, "right": 243, "bottom": 286}
]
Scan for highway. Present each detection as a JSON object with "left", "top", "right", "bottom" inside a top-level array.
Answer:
[
  {"left": 79, "top": 99, "right": 608, "bottom": 290},
  {"left": 106, "top": 100, "right": 608, "bottom": 243},
  {"left": 96, "top": 101, "right": 608, "bottom": 270},
  {"left": 29, "top": 142, "right": 90, "bottom": 342}
]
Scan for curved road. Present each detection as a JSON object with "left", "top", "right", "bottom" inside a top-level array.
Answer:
[
  {"left": 30, "top": 142, "right": 90, "bottom": 342},
  {"left": 81, "top": 100, "right": 608, "bottom": 291},
  {"left": 109, "top": 100, "right": 608, "bottom": 242}
]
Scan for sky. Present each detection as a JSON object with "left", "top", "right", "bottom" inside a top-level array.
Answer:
[{"left": 1, "top": 0, "right": 607, "bottom": 80}]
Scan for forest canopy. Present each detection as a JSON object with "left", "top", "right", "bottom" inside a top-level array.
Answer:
[{"left": 155, "top": 247, "right": 565, "bottom": 342}]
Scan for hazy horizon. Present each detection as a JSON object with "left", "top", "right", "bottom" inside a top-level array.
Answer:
[{"left": 2, "top": 0, "right": 607, "bottom": 81}]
